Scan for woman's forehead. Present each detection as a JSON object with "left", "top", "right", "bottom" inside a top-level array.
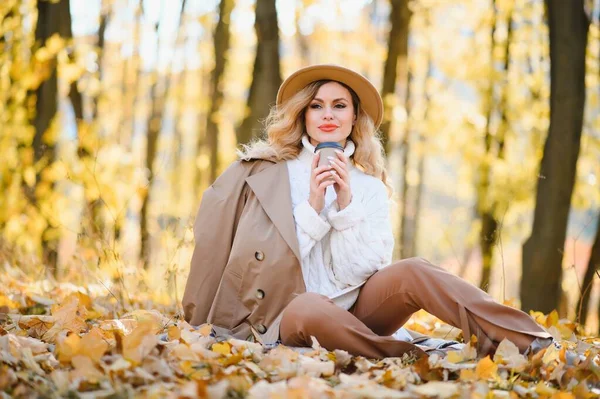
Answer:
[{"left": 313, "top": 81, "right": 353, "bottom": 100}]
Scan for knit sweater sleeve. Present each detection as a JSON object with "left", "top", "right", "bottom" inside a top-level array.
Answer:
[
  {"left": 293, "top": 199, "right": 332, "bottom": 259},
  {"left": 326, "top": 178, "right": 394, "bottom": 286}
]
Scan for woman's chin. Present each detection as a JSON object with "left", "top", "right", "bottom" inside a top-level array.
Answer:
[{"left": 309, "top": 132, "right": 349, "bottom": 145}]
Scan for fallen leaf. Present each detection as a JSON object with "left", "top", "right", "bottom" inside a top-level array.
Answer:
[
  {"left": 57, "top": 332, "right": 81, "bottom": 363},
  {"left": 475, "top": 356, "right": 498, "bottom": 380},
  {"left": 71, "top": 355, "right": 104, "bottom": 382},
  {"left": 167, "top": 325, "right": 180, "bottom": 341},
  {"left": 122, "top": 321, "right": 158, "bottom": 365},
  {"left": 212, "top": 341, "right": 232, "bottom": 356},
  {"left": 494, "top": 339, "right": 528, "bottom": 370},
  {"left": 79, "top": 327, "right": 109, "bottom": 362},
  {"left": 410, "top": 381, "right": 459, "bottom": 399}
]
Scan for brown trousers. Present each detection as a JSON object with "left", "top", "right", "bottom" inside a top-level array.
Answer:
[{"left": 280, "top": 257, "right": 551, "bottom": 359}]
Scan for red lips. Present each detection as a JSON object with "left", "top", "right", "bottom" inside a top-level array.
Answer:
[{"left": 318, "top": 124, "right": 339, "bottom": 132}]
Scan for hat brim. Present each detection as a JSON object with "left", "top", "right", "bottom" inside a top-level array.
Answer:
[{"left": 276, "top": 64, "right": 384, "bottom": 128}]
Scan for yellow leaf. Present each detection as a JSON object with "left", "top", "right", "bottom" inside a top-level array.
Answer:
[
  {"left": 493, "top": 339, "right": 528, "bottom": 369},
  {"left": 535, "top": 381, "right": 557, "bottom": 396},
  {"left": 198, "top": 323, "right": 212, "bottom": 337},
  {"left": 57, "top": 333, "right": 81, "bottom": 363},
  {"left": 23, "top": 167, "right": 36, "bottom": 187},
  {"left": 446, "top": 350, "right": 464, "bottom": 363},
  {"left": 212, "top": 342, "right": 231, "bottom": 356},
  {"left": 459, "top": 368, "right": 476, "bottom": 381},
  {"left": 167, "top": 325, "right": 181, "bottom": 341},
  {"left": 122, "top": 321, "right": 158, "bottom": 365},
  {"left": 551, "top": 393, "right": 575, "bottom": 399},
  {"left": 475, "top": 356, "right": 498, "bottom": 380},
  {"left": 546, "top": 310, "right": 559, "bottom": 327},
  {"left": 180, "top": 360, "right": 210, "bottom": 380},
  {"left": 45, "top": 33, "right": 65, "bottom": 54},
  {"left": 79, "top": 327, "right": 109, "bottom": 363},
  {"left": 542, "top": 342, "right": 561, "bottom": 365},
  {"left": 45, "top": 294, "right": 88, "bottom": 342},
  {"left": 0, "top": 294, "right": 20, "bottom": 309},
  {"left": 121, "top": 309, "right": 164, "bottom": 334},
  {"left": 70, "top": 355, "right": 104, "bottom": 383}
]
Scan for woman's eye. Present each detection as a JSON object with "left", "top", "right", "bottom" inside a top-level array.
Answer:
[
  {"left": 310, "top": 104, "right": 321, "bottom": 109},
  {"left": 335, "top": 103, "right": 346, "bottom": 108}
]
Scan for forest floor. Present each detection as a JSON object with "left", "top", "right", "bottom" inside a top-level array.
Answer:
[{"left": 1, "top": 264, "right": 599, "bottom": 399}]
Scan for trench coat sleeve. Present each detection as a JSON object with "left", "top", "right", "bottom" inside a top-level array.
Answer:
[
  {"left": 182, "top": 161, "right": 250, "bottom": 326},
  {"left": 326, "top": 179, "right": 394, "bottom": 286}
]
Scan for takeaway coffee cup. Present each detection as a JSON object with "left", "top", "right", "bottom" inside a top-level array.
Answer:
[{"left": 315, "top": 142, "right": 344, "bottom": 181}]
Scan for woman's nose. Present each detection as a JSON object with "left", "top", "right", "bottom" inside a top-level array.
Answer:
[{"left": 323, "top": 106, "right": 334, "bottom": 119}]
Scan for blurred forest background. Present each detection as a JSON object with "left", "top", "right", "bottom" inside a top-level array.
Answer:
[{"left": 1, "top": 0, "right": 600, "bottom": 333}]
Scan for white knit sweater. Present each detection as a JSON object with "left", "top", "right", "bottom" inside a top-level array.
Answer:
[{"left": 287, "top": 135, "right": 394, "bottom": 309}]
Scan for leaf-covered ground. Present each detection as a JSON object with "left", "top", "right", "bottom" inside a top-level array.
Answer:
[{"left": 1, "top": 268, "right": 599, "bottom": 399}]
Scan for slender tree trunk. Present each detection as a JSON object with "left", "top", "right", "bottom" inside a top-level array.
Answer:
[
  {"left": 398, "top": 88, "right": 411, "bottom": 259},
  {"left": 115, "top": 0, "right": 143, "bottom": 242},
  {"left": 79, "top": 1, "right": 110, "bottom": 241},
  {"left": 410, "top": 136, "right": 426, "bottom": 257},
  {"left": 380, "top": 0, "right": 411, "bottom": 156},
  {"left": 237, "top": 0, "right": 281, "bottom": 145},
  {"left": 478, "top": 1, "right": 513, "bottom": 291},
  {"left": 400, "top": 63, "right": 428, "bottom": 260},
  {"left": 140, "top": 0, "right": 187, "bottom": 268},
  {"left": 295, "top": 2, "right": 310, "bottom": 64},
  {"left": 576, "top": 217, "right": 600, "bottom": 328},
  {"left": 521, "top": 0, "right": 589, "bottom": 313},
  {"left": 92, "top": 0, "right": 109, "bottom": 121},
  {"left": 30, "top": 0, "right": 73, "bottom": 274},
  {"left": 206, "top": 0, "right": 234, "bottom": 184}
]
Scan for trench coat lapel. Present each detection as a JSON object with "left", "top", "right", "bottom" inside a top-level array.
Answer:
[{"left": 246, "top": 162, "right": 301, "bottom": 263}]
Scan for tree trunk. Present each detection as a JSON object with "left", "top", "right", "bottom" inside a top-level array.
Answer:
[
  {"left": 478, "top": 1, "right": 512, "bottom": 291},
  {"left": 398, "top": 102, "right": 411, "bottom": 259},
  {"left": 78, "top": 2, "right": 110, "bottom": 242},
  {"left": 576, "top": 217, "right": 600, "bottom": 328},
  {"left": 409, "top": 136, "right": 426, "bottom": 257},
  {"left": 380, "top": 0, "right": 411, "bottom": 156},
  {"left": 237, "top": 0, "right": 281, "bottom": 145},
  {"left": 206, "top": 0, "right": 234, "bottom": 184},
  {"left": 30, "top": 0, "right": 73, "bottom": 273},
  {"left": 521, "top": 0, "right": 589, "bottom": 313},
  {"left": 140, "top": 0, "right": 187, "bottom": 268},
  {"left": 295, "top": 2, "right": 310, "bottom": 64},
  {"left": 92, "top": 0, "right": 109, "bottom": 120}
]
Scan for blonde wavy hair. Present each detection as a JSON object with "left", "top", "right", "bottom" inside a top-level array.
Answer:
[{"left": 238, "top": 80, "right": 391, "bottom": 192}]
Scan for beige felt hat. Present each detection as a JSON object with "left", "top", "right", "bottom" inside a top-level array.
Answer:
[{"left": 276, "top": 64, "right": 384, "bottom": 128}]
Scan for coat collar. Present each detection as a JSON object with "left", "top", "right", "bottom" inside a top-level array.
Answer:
[{"left": 245, "top": 161, "right": 301, "bottom": 264}]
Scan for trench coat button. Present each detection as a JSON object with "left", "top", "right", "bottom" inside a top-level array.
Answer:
[
  {"left": 255, "top": 324, "right": 267, "bottom": 334},
  {"left": 255, "top": 289, "right": 265, "bottom": 299},
  {"left": 255, "top": 251, "right": 265, "bottom": 261}
]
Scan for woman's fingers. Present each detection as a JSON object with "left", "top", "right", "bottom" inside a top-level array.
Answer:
[
  {"left": 335, "top": 150, "right": 349, "bottom": 165},
  {"left": 329, "top": 169, "right": 348, "bottom": 189},
  {"left": 315, "top": 170, "right": 334, "bottom": 185},
  {"left": 327, "top": 157, "right": 348, "bottom": 180},
  {"left": 313, "top": 164, "right": 333, "bottom": 176},
  {"left": 312, "top": 152, "right": 319, "bottom": 170},
  {"left": 318, "top": 180, "right": 335, "bottom": 190}
]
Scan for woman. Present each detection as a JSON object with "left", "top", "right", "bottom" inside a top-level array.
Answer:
[{"left": 182, "top": 64, "right": 552, "bottom": 359}]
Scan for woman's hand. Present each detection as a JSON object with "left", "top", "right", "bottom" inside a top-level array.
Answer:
[
  {"left": 309, "top": 153, "right": 335, "bottom": 213},
  {"left": 328, "top": 151, "right": 352, "bottom": 210}
]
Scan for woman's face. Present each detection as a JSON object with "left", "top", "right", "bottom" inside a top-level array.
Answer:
[{"left": 305, "top": 81, "right": 356, "bottom": 147}]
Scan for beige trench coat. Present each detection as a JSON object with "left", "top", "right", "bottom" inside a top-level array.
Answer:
[{"left": 182, "top": 159, "right": 304, "bottom": 344}]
